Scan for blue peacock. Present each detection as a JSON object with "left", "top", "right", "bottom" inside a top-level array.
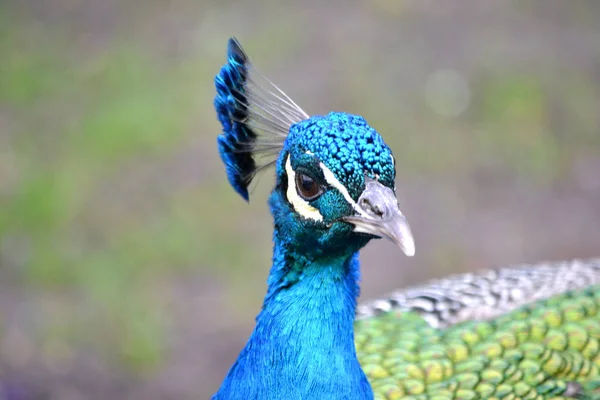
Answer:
[{"left": 212, "top": 38, "right": 600, "bottom": 399}]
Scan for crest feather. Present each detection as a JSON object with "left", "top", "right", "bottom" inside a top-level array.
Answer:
[{"left": 214, "top": 38, "right": 308, "bottom": 201}]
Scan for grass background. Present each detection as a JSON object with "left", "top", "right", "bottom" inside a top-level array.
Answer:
[{"left": 1, "top": 1, "right": 600, "bottom": 398}]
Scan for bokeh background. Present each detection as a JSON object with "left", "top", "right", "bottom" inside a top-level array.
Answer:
[{"left": 1, "top": 0, "right": 600, "bottom": 398}]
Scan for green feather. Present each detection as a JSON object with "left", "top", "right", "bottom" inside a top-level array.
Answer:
[{"left": 356, "top": 279, "right": 600, "bottom": 399}]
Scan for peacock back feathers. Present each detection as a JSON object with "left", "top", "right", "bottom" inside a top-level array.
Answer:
[{"left": 356, "top": 259, "right": 600, "bottom": 399}]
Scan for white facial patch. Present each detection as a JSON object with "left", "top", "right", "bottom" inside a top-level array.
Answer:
[
  {"left": 318, "top": 162, "right": 374, "bottom": 220},
  {"left": 285, "top": 155, "right": 323, "bottom": 222}
]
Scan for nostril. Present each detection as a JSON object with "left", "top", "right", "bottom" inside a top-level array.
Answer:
[
  {"left": 372, "top": 204, "right": 385, "bottom": 218},
  {"left": 359, "top": 197, "right": 385, "bottom": 218}
]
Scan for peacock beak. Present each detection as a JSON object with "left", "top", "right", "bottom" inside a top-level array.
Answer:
[{"left": 343, "top": 178, "right": 415, "bottom": 257}]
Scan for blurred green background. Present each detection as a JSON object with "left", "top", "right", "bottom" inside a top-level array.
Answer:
[{"left": 1, "top": 0, "right": 600, "bottom": 398}]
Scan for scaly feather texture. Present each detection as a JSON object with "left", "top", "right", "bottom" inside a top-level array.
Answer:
[
  {"left": 356, "top": 259, "right": 600, "bottom": 399},
  {"left": 212, "top": 38, "right": 600, "bottom": 400}
]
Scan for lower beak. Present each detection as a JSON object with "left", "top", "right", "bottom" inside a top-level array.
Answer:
[{"left": 343, "top": 178, "right": 415, "bottom": 257}]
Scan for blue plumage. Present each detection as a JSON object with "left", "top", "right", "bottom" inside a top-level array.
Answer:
[
  {"left": 213, "top": 38, "right": 414, "bottom": 400},
  {"left": 280, "top": 113, "right": 396, "bottom": 198},
  {"left": 214, "top": 38, "right": 256, "bottom": 201},
  {"left": 212, "top": 246, "right": 372, "bottom": 400}
]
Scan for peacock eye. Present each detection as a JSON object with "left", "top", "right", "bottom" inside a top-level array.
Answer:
[{"left": 295, "top": 173, "right": 321, "bottom": 201}]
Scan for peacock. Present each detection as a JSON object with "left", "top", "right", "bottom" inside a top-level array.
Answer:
[{"left": 212, "top": 37, "right": 600, "bottom": 400}]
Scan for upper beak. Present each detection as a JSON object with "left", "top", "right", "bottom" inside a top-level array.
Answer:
[{"left": 343, "top": 178, "right": 415, "bottom": 256}]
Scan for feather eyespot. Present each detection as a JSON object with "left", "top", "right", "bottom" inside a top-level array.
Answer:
[{"left": 295, "top": 173, "right": 322, "bottom": 201}]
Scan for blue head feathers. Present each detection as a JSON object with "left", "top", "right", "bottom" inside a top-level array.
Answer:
[
  {"left": 214, "top": 37, "right": 309, "bottom": 201},
  {"left": 214, "top": 37, "right": 414, "bottom": 256},
  {"left": 214, "top": 38, "right": 255, "bottom": 201},
  {"left": 280, "top": 113, "right": 395, "bottom": 199},
  {"left": 214, "top": 38, "right": 395, "bottom": 203}
]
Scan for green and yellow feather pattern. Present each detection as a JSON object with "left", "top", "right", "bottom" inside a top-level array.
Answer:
[{"left": 356, "top": 259, "right": 600, "bottom": 399}]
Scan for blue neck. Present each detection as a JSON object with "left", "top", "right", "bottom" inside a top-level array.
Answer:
[{"left": 212, "top": 228, "right": 373, "bottom": 400}]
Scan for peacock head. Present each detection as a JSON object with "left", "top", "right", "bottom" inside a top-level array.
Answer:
[{"left": 214, "top": 38, "right": 414, "bottom": 259}]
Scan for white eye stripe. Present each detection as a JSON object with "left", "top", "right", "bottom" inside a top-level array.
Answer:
[
  {"left": 318, "top": 162, "right": 373, "bottom": 220},
  {"left": 285, "top": 155, "right": 323, "bottom": 222},
  {"left": 285, "top": 154, "right": 386, "bottom": 222}
]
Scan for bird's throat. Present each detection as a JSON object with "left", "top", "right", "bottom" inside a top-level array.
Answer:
[{"left": 213, "top": 231, "right": 373, "bottom": 399}]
